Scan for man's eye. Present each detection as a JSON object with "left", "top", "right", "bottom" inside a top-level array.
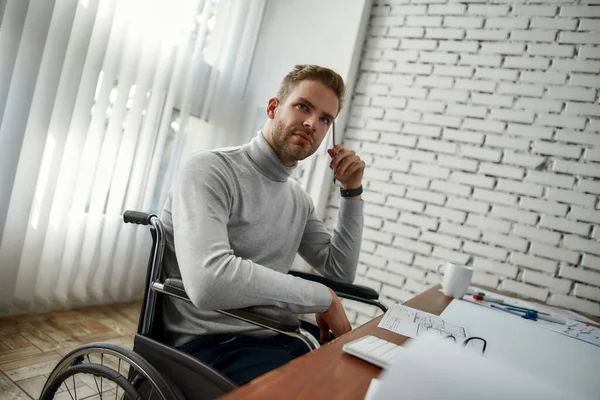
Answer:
[
  {"left": 320, "top": 117, "right": 330, "bottom": 124},
  {"left": 297, "top": 103, "right": 308, "bottom": 111}
]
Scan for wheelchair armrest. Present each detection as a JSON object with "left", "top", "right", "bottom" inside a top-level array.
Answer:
[
  {"left": 162, "top": 279, "right": 300, "bottom": 333},
  {"left": 288, "top": 270, "right": 380, "bottom": 300}
]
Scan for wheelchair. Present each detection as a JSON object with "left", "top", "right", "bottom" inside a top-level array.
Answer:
[{"left": 40, "top": 210, "right": 388, "bottom": 400}]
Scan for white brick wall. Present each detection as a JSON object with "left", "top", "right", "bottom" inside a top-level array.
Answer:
[{"left": 325, "top": 0, "right": 600, "bottom": 322}]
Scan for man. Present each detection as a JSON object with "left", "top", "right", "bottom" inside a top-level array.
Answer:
[{"left": 160, "top": 64, "right": 366, "bottom": 385}]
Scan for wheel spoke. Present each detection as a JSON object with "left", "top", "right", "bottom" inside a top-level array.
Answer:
[
  {"left": 73, "top": 375, "right": 78, "bottom": 400},
  {"left": 63, "top": 380, "right": 76, "bottom": 400},
  {"left": 87, "top": 355, "right": 103, "bottom": 395}
]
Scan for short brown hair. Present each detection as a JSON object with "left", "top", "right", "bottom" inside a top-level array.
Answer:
[{"left": 276, "top": 64, "right": 346, "bottom": 115}]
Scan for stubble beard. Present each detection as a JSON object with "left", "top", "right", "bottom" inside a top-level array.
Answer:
[{"left": 271, "top": 119, "right": 315, "bottom": 163}]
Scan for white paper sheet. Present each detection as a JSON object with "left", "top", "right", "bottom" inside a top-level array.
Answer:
[{"left": 378, "top": 304, "right": 469, "bottom": 338}]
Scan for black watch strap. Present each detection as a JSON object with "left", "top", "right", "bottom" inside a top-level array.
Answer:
[{"left": 340, "top": 185, "right": 363, "bottom": 197}]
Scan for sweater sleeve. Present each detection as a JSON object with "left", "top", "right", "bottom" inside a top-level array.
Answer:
[
  {"left": 297, "top": 197, "right": 364, "bottom": 284},
  {"left": 171, "top": 154, "right": 332, "bottom": 314}
]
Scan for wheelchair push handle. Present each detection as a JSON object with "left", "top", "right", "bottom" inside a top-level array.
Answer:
[{"left": 123, "top": 210, "right": 156, "bottom": 225}]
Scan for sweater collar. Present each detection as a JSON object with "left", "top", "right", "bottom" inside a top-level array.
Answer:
[{"left": 245, "top": 131, "right": 295, "bottom": 182}]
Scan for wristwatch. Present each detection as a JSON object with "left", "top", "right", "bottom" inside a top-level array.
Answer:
[{"left": 340, "top": 185, "right": 363, "bottom": 197}]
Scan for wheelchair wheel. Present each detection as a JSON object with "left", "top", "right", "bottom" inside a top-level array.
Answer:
[{"left": 40, "top": 342, "right": 178, "bottom": 400}]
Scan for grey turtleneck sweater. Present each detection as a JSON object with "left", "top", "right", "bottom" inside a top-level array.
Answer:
[{"left": 160, "top": 131, "right": 363, "bottom": 347}]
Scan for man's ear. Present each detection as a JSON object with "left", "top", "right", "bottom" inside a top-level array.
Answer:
[{"left": 266, "top": 97, "right": 279, "bottom": 120}]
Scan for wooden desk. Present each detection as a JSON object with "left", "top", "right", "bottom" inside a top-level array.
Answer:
[{"left": 220, "top": 286, "right": 453, "bottom": 400}]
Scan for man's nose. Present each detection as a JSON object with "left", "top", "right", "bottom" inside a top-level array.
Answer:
[{"left": 303, "top": 118, "right": 317, "bottom": 132}]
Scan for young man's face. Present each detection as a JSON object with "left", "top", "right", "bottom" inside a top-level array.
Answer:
[{"left": 266, "top": 79, "right": 339, "bottom": 166}]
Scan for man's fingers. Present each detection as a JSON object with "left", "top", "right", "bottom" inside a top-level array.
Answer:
[
  {"left": 330, "top": 149, "right": 355, "bottom": 170},
  {"left": 335, "top": 155, "right": 361, "bottom": 177},
  {"left": 340, "top": 160, "right": 365, "bottom": 179}
]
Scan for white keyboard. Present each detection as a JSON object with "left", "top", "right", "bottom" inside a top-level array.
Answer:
[{"left": 342, "top": 335, "right": 404, "bottom": 368}]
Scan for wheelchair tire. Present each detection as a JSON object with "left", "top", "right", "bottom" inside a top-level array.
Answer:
[{"left": 40, "top": 342, "right": 178, "bottom": 400}]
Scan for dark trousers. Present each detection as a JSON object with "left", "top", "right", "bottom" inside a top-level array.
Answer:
[{"left": 180, "top": 332, "right": 311, "bottom": 386}]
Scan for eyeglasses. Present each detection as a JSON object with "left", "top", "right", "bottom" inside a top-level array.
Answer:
[{"left": 444, "top": 335, "right": 487, "bottom": 355}]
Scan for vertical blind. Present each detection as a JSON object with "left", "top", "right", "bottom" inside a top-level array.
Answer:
[{"left": 0, "top": 0, "right": 265, "bottom": 316}]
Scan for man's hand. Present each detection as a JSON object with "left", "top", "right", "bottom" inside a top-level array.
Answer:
[
  {"left": 327, "top": 144, "right": 365, "bottom": 190},
  {"left": 315, "top": 288, "right": 352, "bottom": 341}
]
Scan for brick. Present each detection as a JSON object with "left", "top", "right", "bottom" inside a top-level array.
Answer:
[
  {"left": 579, "top": 46, "right": 600, "bottom": 60},
  {"left": 491, "top": 108, "right": 535, "bottom": 124},
  {"left": 473, "top": 188, "right": 517, "bottom": 206},
  {"left": 467, "top": 4, "right": 509, "bottom": 16},
  {"left": 362, "top": 192, "right": 387, "bottom": 205},
  {"left": 380, "top": 286, "right": 414, "bottom": 303},
  {"left": 464, "top": 241, "right": 508, "bottom": 261},
  {"left": 482, "top": 43, "right": 526, "bottom": 55},
  {"left": 579, "top": 18, "right": 600, "bottom": 31},
  {"left": 439, "top": 221, "right": 480, "bottom": 240},
  {"left": 552, "top": 59, "right": 600, "bottom": 73},
  {"left": 415, "top": 76, "right": 453, "bottom": 89},
  {"left": 372, "top": 96, "right": 407, "bottom": 109},
  {"left": 569, "top": 206, "right": 600, "bottom": 224},
  {"left": 455, "top": 79, "right": 496, "bottom": 93},
  {"left": 352, "top": 106, "right": 385, "bottom": 119},
  {"left": 421, "top": 113, "right": 462, "bottom": 128},
  {"left": 410, "top": 163, "right": 451, "bottom": 180},
  {"left": 584, "top": 148, "right": 600, "bottom": 162},
  {"left": 560, "top": 6, "right": 600, "bottom": 17},
  {"left": 510, "top": 252, "right": 558, "bottom": 274},
  {"left": 364, "top": 167, "right": 392, "bottom": 183},
  {"left": 574, "top": 283, "right": 600, "bottom": 302},
  {"left": 387, "top": 196, "right": 425, "bottom": 213},
  {"left": 447, "top": 196, "right": 490, "bottom": 214},
  {"left": 376, "top": 244, "right": 414, "bottom": 264},
  {"left": 399, "top": 212, "right": 439, "bottom": 230},
  {"left": 345, "top": 129, "right": 379, "bottom": 142},
  {"left": 582, "top": 254, "right": 600, "bottom": 272},
  {"left": 390, "top": 5, "right": 427, "bottom": 15},
  {"left": 525, "top": 171, "right": 575, "bottom": 189},
  {"left": 504, "top": 57, "right": 551, "bottom": 72},
  {"left": 367, "top": 267, "right": 405, "bottom": 287},
  {"left": 433, "top": 65, "right": 474, "bottom": 78},
  {"left": 424, "top": 204, "right": 467, "bottom": 223},
  {"left": 394, "top": 148, "right": 435, "bottom": 164},
  {"left": 407, "top": 99, "right": 445, "bottom": 113},
  {"left": 547, "top": 87, "right": 596, "bottom": 102},
  {"left": 471, "top": 92, "right": 513, "bottom": 108},
  {"left": 400, "top": 39, "right": 438, "bottom": 51},
  {"left": 501, "top": 280, "right": 549, "bottom": 302},
  {"left": 560, "top": 32, "right": 600, "bottom": 45},
  {"left": 428, "top": 4, "right": 466, "bottom": 14},
  {"left": 496, "top": 179, "right": 543, "bottom": 197},
  {"left": 348, "top": 117, "right": 365, "bottom": 128},
  {"left": 514, "top": 224, "right": 561, "bottom": 246},
  {"left": 394, "top": 62, "right": 433, "bottom": 75},
  {"left": 438, "top": 41, "right": 480, "bottom": 53},
  {"left": 521, "top": 71, "right": 567, "bottom": 85},
  {"left": 432, "top": 247, "right": 471, "bottom": 265},
  {"left": 485, "top": 17, "right": 529, "bottom": 29},
  {"left": 548, "top": 294, "right": 600, "bottom": 317},
  {"left": 536, "top": 114, "right": 586, "bottom": 130},
  {"left": 578, "top": 179, "right": 600, "bottom": 195},
  {"left": 520, "top": 197, "right": 568, "bottom": 217},
  {"left": 560, "top": 265, "right": 600, "bottom": 286},
  {"left": 420, "top": 231, "right": 462, "bottom": 250},
  {"left": 523, "top": 270, "right": 572, "bottom": 295},
  {"left": 548, "top": 187, "right": 597, "bottom": 208},
  {"left": 362, "top": 60, "right": 395, "bottom": 72},
  {"left": 498, "top": 83, "right": 545, "bottom": 97},
  {"left": 389, "top": 261, "right": 427, "bottom": 281},
  {"left": 380, "top": 133, "right": 417, "bottom": 147},
  {"left": 480, "top": 162, "right": 525, "bottom": 180},
  {"left": 402, "top": 123, "right": 442, "bottom": 139},
  {"left": 364, "top": 215, "right": 383, "bottom": 230},
  {"left": 553, "top": 159, "right": 600, "bottom": 178},
  {"left": 510, "top": 30, "right": 557, "bottom": 43},
  {"left": 382, "top": 221, "right": 421, "bottom": 239},
  {"left": 442, "top": 128, "right": 484, "bottom": 145},
  {"left": 385, "top": 108, "right": 422, "bottom": 122},
  {"left": 418, "top": 52, "right": 459, "bottom": 65},
  {"left": 369, "top": 181, "right": 406, "bottom": 197},
  {"left": 429, "top": 88, "right": 470, "bottom": 102},
  {"left": 379, "top": 71, "right": 415, "bottom": 83},
  {"left": 530, "top": 17, "right": 577, "bottom": 30},
  {"left": 563, "top": 235, "right": 600, "bottom": 256},
  {"left": 472, "top": 258, "right": 517, "bottom": 278},
  {"left": 485, "top": 135, "right": 530, "bottom": 151},
  {"left": 447, "top": 104, "right": 487, "bottom": 118},
  {"left": 540, "top": 215, "right": 591, "bottom": 236},
  {"left": 483, "top": 231, "right": 528, "bottom": 251},
  {"left": 463, "top": 118, "right": 506, "bottom": 134},
  {"left": 514, "top": 98, "right": 563, "bottom": 113},
  {"left": 444, "top": 16, "right": 484, "bottom": 29},
  {"left": 476, "top": 67, "right": 519, "bottom": 81},
  {"left": 514, "top": 4, "right": 557, "bottom": 16},
  {"left": 466, "top": 30, "right": 508, "bottom": 42},
  {"left": 431, "top": 180, "right": 471, "bottom": 198},
  {"left": 366, "top": 37, "right": 401, "bottom": 50},
  {"left": 506, "top": 124, "right": 553, "bottom": 140},
  {"left": 531, "top": 242, "right": 580, "bottom": 264},
  {"left": 460, "top": 145, "right": 502, "bottom": 163},
  {"left": 437, "top": 154, "right": 478, "bottom": 172},
  {"left": 528, "top": 44, "right": 575, "bottom": 57},
  {"left": 404, "top": 279, "right": 434, "bottom": 295},
  {"left": 367, "top": 119, "right": 402, "bottom": 133},
  {"left": 363, "top": 227, "right": 394, "bottom": 245},
  {"left": 555, "top": 131, "right": 599, "bottom": 146},
  {"left": 532, "top": 141, "right": 582, "bottom": 159},
  {"left": 393, "top": 237, "right": 432, "bottom": 255},
  {"left": 365, "top": 203, "right": 399, "bottom": 220},
  {"left": 566, "top": 102, "right": 600, "bottom": 117},
  {"left": 426, "top": 28, "right": 466, "bottom": 40},
  {"left": 472, "top": 271, "right": 500, "bottom": 288},
  {"left": 388, "top": 27, "right": 425, "bottom": 38},
  {"left": 491, "top": 205, "right": 538, "bottom": 225},
  {"left": 502, "top": 151, "right": 546, "bottom": 169},
  {"left": 451, "top": 170, "right": 496, "bottom": 189},
  {"left": 571, "top": 73, "right": 600, "bottom": 88},
  {"left": 405, "top": 16, "right": 443, "bottom": 27},
  {"left": 362, "top": 142, "right": 396, "bottom": 157},
  {"left": 466, "top": 214, "right": 511, "bottom": 234},
  {"left": 407, "top": 187, "right": 446, "bottom": 206},
  {"left": 373, "top": 157, "right": 411, "bottom": 172}
]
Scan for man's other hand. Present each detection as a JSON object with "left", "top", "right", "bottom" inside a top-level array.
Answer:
[
  {"left": 315, "top": 288, "right": 352, "bottom": 341},
  {"left": 327, "top": 144, "right": 365, "bottom": 190}
]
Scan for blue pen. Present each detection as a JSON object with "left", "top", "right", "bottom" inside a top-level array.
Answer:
[{"left": 490, "top": 304, "right": 537, "bottom": 321}]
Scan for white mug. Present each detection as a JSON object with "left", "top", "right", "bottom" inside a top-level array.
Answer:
[{"left": 437, "top": 262, "right": 473, "bottom": 299}]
